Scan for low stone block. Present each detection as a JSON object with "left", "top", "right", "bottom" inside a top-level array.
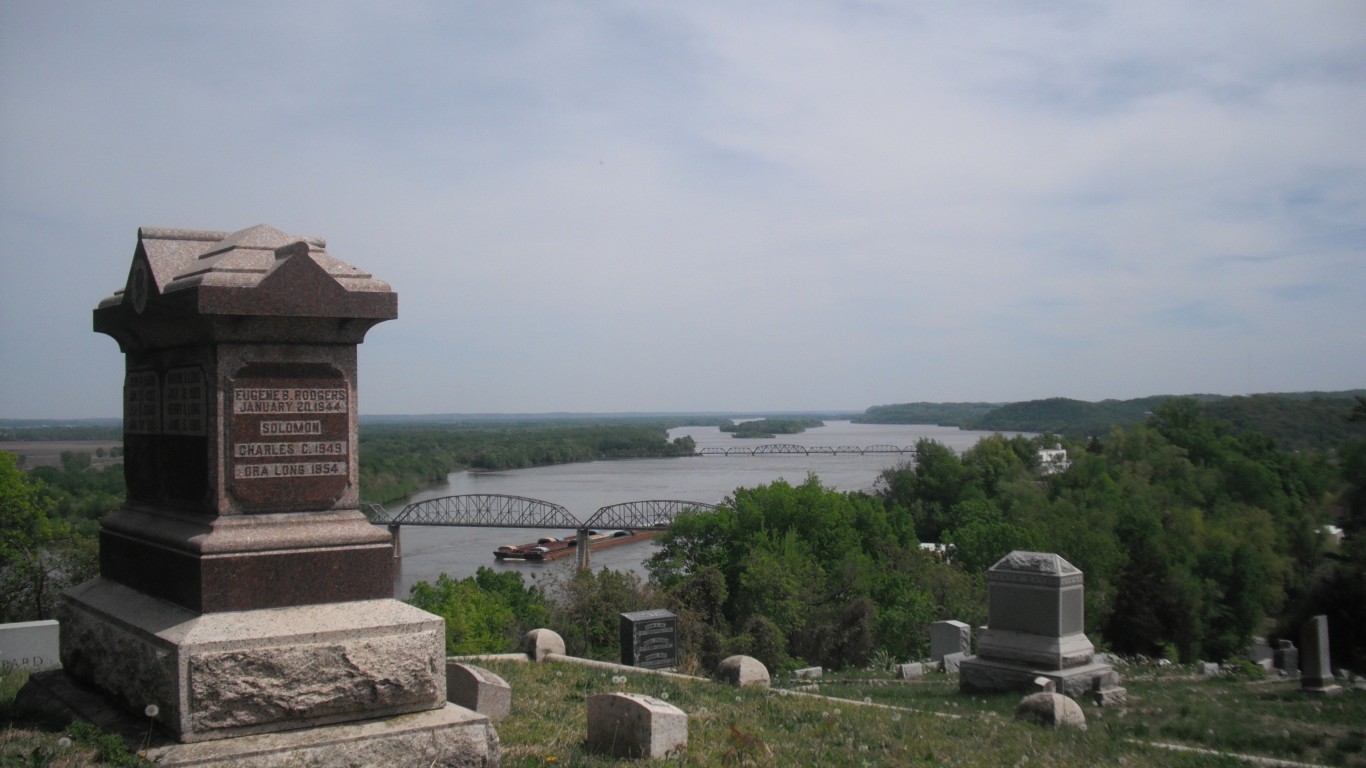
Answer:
[
  {"left": 446, "top": 663, "right": 511, "bottom": 723},
  {"left": 587, "top": 692, "right": 687, "bottom": 759},
  {"left": 1015, "top": 693, "right": 1086, "bottom": 729},
  {"left": 793, "top": 666, "right": 823, "bottom": 680},
  {"left": 1200, "top": 662, "right": 1220, "bottom": 677},
  {"left": 1031, "top": 676, "right": 1055, "bottom": 693},
  {"left": 930, "top": 620, "right": 972, "bottom": 662},
  {"left": 1274, "top": 639, "right": 1299, "bottom": 677},
  {"left": 522, "top": 628, "right": 565, "bottom": 662},
  {"left": 1090, "top": 671, "right": 1127, "bottom": 707},
  {"left": 58, "top": 579, "right": 445, "bottom": 743},
  {"left": 895, "top": 663, "right": 923, "bottom": 680},
  {"left": 716, "top": 655, "right": 769, "bottom": 688},
  {"left": 942, "top": 652, "right": 965, "bottom": 674},
  {"left": 0, "top": 620, "right": 60, "bottom": 672}
]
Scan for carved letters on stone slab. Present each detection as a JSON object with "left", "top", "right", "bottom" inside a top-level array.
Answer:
[{"left": 228, "top": 362, "right": 350, "bottom": 512}]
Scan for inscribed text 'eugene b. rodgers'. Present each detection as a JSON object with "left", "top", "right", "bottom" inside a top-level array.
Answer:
[{"left": 228, "top": 377, "right": 350, "bottom": 503}]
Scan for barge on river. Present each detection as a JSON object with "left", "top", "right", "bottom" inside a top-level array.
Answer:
[{"left": 493, "top": 529, "right": 656, "bottom": 562}]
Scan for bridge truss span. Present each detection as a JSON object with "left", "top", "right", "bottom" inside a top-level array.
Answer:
[
  {"left": 696, "top": 444, "right": 916, "bottom": 456},
  {"left": 393, "top": 494, "right": 580, "bottom": 528},
  {"left": 582, "top": 499, "right": 719, "bottom": 531}
]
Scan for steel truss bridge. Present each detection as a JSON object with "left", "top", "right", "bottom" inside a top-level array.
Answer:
[
  {"left": 696, "top": 443, "right": 913, "bottom": 456},
  {"left": 364, "top": 496, "right": 717, "bottom": 530},
  {"left": 363, "top": 496, "right": 718, "bottom": 566}
]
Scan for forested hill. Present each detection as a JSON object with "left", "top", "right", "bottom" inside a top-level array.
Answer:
[{"left": 857, "top": 391, "right": 1366, "bottom": 449}]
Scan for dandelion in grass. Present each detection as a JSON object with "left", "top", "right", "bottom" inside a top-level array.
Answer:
[
  {"left": 145, "top": 704, "right": 159, "bottom": 718},
  {"left": 863, "top": 697, "right": 872, "bottom": 704},
  {"left": 891, "top": 713, "right": 901, "bottom": 722},
  {"left": 57, "top": 737, "right": 72, "bottom": 749}
]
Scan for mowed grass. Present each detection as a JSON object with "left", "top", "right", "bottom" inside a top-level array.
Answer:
[
  {"left": 5, "top": 662, "right": 1362, "bottom": 766},
  {"left": 485, "top": 659, "right": 1253, "bottom": 767},
  {"left": 815, "top": 663, "right": 1366, "bottom": 768}
]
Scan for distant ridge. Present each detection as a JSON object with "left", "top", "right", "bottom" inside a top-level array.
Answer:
[{"left": 857, "top": 390, "right": 1366, "bottom": 449}]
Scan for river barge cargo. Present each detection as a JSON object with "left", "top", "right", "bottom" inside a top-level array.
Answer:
[{"left": 493, "top": 529, "right": 656, "bottom": 561}]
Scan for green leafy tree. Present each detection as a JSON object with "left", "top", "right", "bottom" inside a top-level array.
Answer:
[{"left": 1, "top": 451, "right": 98, "bottom": 621}]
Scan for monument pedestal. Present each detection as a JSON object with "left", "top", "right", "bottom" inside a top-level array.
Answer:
[
  {"left": 19, "top": 671, "right": 496, "bottom": 768},
  {"left": 59, "top": 579, "right": 449, "bottom": 743}
]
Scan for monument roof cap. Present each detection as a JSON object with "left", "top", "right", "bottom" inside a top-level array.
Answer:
[
  {"left": 97, "top": 224, "right": 396, "bottom": 322},
  {"left": 989, "top": 551, "right": 1081, "bottom": 576}
]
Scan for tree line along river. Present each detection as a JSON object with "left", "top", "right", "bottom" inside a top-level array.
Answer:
[{"left": 382, "top": 421, "right": 1009, "bottom": 597}]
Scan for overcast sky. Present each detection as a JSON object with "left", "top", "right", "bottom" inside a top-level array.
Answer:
[{"left": 2, "top": 2, "right": 1363, "bottom": 419}]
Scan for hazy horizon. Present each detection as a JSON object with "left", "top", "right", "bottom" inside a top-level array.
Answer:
[{"left": 4, "top": 3, "right": 1364, "bottom": 419}]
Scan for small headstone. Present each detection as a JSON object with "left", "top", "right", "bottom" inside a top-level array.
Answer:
[
  {"left": 895, "top": 662, "right": 924, "bottom": 680},
  {"left": 619, "top": 609, "right": 678, "bottom": 670},
  {"left": 1249, "top": 636, "right": 1273, "bottom": 665},
  {"left": 0, "top": 620, "right": 60, "bottom": 672},
  {"left": 1300, "top": 615, "right": 1343, "bottom": 696},
  {"left": 1091, "top": 670, "right": 1127, "bottom": 707},
  {"left": 446, "top": 663, "right": 511, "bottom": 722},
  {"left": 930, "top": 620, "right": 972, "bottom": 662},
  {"left": 587, "top": 692, "right": 687, "bottom": 759},
  {"left": 1200, "top": 662, "right": 1220, "bottom": 677},
  {"left": 716, "top": 655, "right": 769, "bottom": 688},
  {"left": 793, "top": 666, "right": 823, "bottom": 680},
  {"left": 1014, "top": 693, "right": 1086, "bottom": 728},
  {"left": 942, "top": 652, "right": 965, "bottom": 675},
  {"left": 1274, "top": 639, "right": 1299, "bottom": 677},
  {"left": 522, "top": 628, "right": 565, "bottom": 662},
  {"left": 1031, "top": 676, "right": 1055, "bottom": 693}
]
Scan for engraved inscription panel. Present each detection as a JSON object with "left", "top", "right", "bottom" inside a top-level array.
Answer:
[
  {"left": 229, "top": 364, "right": 350, "bottom": 512},
  {"left": 163, "top": 367, "right": 206, "bottom": 436},
  {"left": 124, "top": 370, "right": 160, "bottom": 435}
]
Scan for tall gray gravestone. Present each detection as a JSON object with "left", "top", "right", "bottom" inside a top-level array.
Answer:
[
  {"left": 18, "top": 226, "right": 497, "bottom": 766},
  {"left": 1299, "top": 615, "right": 1343, "bottom": 696},
  {"left": 959, "top": 551, "right": 1124, "bottom": 703}
]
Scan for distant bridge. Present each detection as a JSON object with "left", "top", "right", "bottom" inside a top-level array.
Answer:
[
  {"left": 696, "top": 443, "right": 913, "bottom": 456},
  {"left": 362, "top": 496, "right": 718, "bottom": 567}
]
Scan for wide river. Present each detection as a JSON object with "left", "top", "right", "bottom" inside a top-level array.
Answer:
[{"left": 382, "top": 421, "right": 1007, "bottom": 597}]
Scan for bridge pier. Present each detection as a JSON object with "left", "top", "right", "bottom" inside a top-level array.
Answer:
[
  {"left": 575, "top": 527, "right": 591, "bottom": 571},
  {"left": 388, "top": 524, "right": 402, "bottom": 558}
]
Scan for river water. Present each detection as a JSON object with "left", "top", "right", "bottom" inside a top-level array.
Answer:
[{"left": 383, "top": 421, "right": 1005, "bottom": 597}]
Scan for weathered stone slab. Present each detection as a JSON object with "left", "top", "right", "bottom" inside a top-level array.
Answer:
[
  {"left": 57, "top": 579, "right": 445, "bottom": 743},
  {"left": 587, "top": 692, "right": 687, "bottom": 759},
  {"left": 1200, "top": 661, "right": 1220, "bottom": 677},
  {"left": 895, "top": 662, "right": 923, "bottom": 680},
  {"left": 446, "top": 663, "right": 511, "bottom": 723},
  {"left": 930, "top": 620, "right": 972, "bottom": 662},
  {"left": 716, "top": 655, "right": 769, "bottom": 688},
  {"left": 793, "top": 666, "right": 823, "bottom": 679},
  {"left": 18, "top": 672, "right": 495, "bottom": 768},
  {"left": 1031, "top": 676, "right": 1055, "bottom": 693},
  {"left": 522, "top": 628, "right": 565, "bottom": 662},
  {"left": 1275, "top": 639, "right": 1300, "bottom": 677},
  {"left": 1015, "top": 692, "right": 1086, "bottom": 728},
  {"left": 942, "top": 652, "right": 965, "bottom": 674},
  {"left": 0, "top": 620, "right": 60, "bottom": 672}
]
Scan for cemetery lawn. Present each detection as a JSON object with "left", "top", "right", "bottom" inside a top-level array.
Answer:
[
  {"left": 483, "top": 659, "right": 1358, "bottom": 767},
  {"left": 5, "top": 662, "right": 1363, "bottom": 766}
]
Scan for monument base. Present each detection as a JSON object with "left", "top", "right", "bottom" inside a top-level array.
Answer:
[
  {"left": 57, "top": 578, "right": 447, "bottom": 743},
  {"left": 17, "top": 670, "right": 497, "bottom": 767},
  {"left": 959, "top": 655, "right": 1123, "bottom": 702}
]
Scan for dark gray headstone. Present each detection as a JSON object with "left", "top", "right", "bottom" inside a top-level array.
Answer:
[{"left": 620, "top": 609, "right": 677, "bottom": 669}]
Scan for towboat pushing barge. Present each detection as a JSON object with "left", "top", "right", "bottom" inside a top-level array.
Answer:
[{"left": 493, "top": 529, "right": 656, "bottom": 561}]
